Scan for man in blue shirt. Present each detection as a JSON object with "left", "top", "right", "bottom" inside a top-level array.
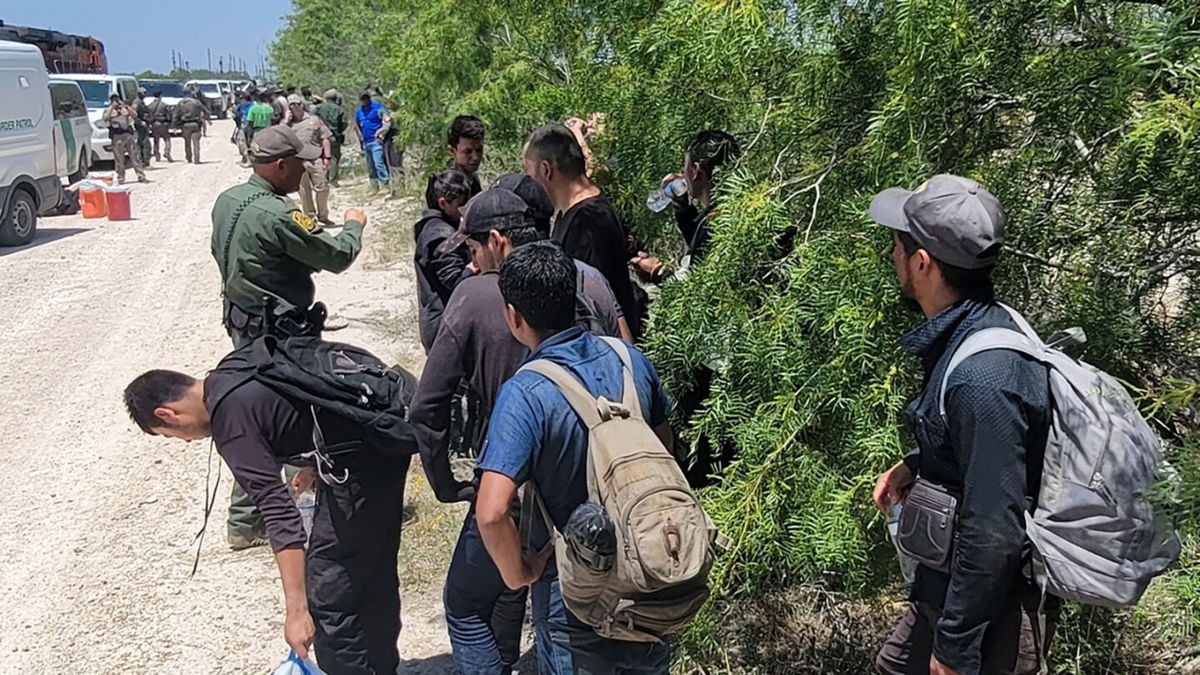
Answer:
[
  {"left": 475, "top": 241, "right": 673, "bottom": 674},
  {"left": 355, "top": 90, "right": 391, "bottom": 191}
]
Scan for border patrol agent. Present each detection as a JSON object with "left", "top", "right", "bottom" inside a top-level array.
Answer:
[{"left": 210, "top": 124, "right": 370, "bottom": 548}]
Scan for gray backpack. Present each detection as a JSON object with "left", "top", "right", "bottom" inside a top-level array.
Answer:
[
  {"left": 520, "top": 337, "right": 724, "bottom": 642},
  {"left": 940, "top": 305, "right": 1180, "bottom": 607}
]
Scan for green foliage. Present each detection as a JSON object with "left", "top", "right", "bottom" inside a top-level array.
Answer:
[{"left": 275, "top": 0, "right": 1200, "bottom": 669}]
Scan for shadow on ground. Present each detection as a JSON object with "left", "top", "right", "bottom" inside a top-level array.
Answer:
[{"left": 0, "top": 227, "right": 91, "bottom": 257}]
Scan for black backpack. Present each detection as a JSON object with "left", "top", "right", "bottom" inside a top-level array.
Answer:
[{"left": 211, "top": 334, "right": 419, "bottom": 457}]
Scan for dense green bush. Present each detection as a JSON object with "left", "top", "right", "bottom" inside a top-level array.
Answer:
[{"left": 276, "top": 0, "right": 1200, "bottom": 669}]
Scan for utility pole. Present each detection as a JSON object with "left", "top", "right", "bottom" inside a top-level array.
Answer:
[
  {"left": 207, "top": 48, "right": 212, "bottom": 72},
  {"left": 171, "top": 49, "right": 176, "bottom": 70}
]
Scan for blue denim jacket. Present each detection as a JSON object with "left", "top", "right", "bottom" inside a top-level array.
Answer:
[{"left": 900, "top": 297, "right": 1050, "bottom": 674}]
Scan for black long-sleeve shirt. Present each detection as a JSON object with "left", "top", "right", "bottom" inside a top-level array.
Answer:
[
  {"left": 900, "top": 297, "right": 1050, "bottom": 675},
  {"left": 414, "top": 209, "right": 471, "bottom": 351},
  {"left": 204, "top": 371, "right": 365, "bottom": 552}
]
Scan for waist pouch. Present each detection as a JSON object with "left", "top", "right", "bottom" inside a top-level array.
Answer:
[{"left": 896, "top": 477, "right": 960, "bottom": 574}]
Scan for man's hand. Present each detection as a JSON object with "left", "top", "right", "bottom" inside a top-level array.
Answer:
[
  {"left": 660, "top": 173, "right": 689, "bottom": 209},
  {"left": 285, "top": 607, "right": 315, "bottom": 659},
  {"left": 291, "top": 467, "right": 316, "bottom": 494},
  {"left": 323, "top": 158, "right": 330, "bottom": 171},
  {"left": 523, "top": 541, "right": 555, "bottom": 584},
  {"left": 929, "top": 657, "right": 961, "bottom": 675},
  {"left": 630, "top": 252, "right": 663, "bottom": 276},
  {"left": 873, "top": 460, "right": 915, "bottom": 512},
  {"left": 344, "top": 208, "right": 368, "bottom": 227}
]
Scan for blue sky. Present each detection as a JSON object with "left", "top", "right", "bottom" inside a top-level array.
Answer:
[{"left": 3, "top": 2, "right": 294, "bottom": 75}]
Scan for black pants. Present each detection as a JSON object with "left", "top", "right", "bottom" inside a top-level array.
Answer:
[
  {"left": 875, "top": 588, "right": 1059, "bottom": 675},
  {"left": 308, "top": 452, "right": 410, "bottom": 675}
]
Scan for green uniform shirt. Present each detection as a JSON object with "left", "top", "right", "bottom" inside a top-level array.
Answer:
[
  {"left": 246, "top": 102, "right": 274, "bottom": 129},
  {"left": 211, "top": 173, "right": 364, "bottom": 318},
  {"left": 313, "top": 101, "right": 347, "bottom": 142}
]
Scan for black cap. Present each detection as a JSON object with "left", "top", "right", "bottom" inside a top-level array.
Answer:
[
  {"left": 491, "top": 173, "right": 552, "bottom": 234},
  {"left": 437, "top": 188, "right": 531, "bottom": 254}
]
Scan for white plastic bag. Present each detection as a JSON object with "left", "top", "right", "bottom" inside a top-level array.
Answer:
[{"left": 272, "top": 650, "right": 326, "bottom": 675}]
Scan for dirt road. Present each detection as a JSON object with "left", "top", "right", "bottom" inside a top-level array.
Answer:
[{"left": 0, "top": 121, "right": 456, "bottom": 672}]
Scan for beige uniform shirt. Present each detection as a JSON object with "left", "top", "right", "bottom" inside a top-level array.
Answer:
[{"left": 289, "top": 115, "right": 331, "bottom": 156}]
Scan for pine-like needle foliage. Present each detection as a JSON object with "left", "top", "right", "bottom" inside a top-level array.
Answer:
[{"left": 276, "top": 0, "right": 1200, "bottom": 669}]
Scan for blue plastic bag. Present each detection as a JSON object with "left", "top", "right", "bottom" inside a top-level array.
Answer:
[{"left": 272, "top": 650, "right": 326, "bottom": 675}]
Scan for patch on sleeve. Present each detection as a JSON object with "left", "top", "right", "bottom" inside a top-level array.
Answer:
[{"left": 290, "top": 210, "right": 321, "bottom": 234}]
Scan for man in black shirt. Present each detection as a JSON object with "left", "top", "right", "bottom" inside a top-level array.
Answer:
[
  {"left": 868, "top": 175, "right": 1054, "bottom": 675},
  {"left": 522, "top": 123, "right": 642, "bottom": 337},
  {"left": 124, "top": 364, "right": 409, "bottom": 675}
]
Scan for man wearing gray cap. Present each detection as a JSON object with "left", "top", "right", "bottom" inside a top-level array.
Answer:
[
  {"left": 210, "top": 124, "right": 368, "bottom": 551},
  {"left": 868, "top": 175, "right": 1055, "bottom": 675}
]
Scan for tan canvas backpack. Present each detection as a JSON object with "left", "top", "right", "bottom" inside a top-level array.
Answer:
[{"left": 519, "top": 336, "right": 725, "bottom": 643}]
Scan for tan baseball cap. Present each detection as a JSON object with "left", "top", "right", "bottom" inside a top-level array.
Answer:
[{"left": 248, "top": 125, "right": 322, "bottom": 163}]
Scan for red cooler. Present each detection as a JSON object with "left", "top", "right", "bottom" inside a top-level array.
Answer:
[{"left": 105, "top": 186, "right": 132, "bottom": 221}]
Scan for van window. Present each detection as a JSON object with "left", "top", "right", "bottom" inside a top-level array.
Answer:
[
  {"left": 120, "top": 79, "right": 137, "bottom": 103},
  {"left": 49, "top": 83, "right": 87, "bottom": 120},
  {"left": 76, "top": 80, "right": 111, "bottom": 108}
]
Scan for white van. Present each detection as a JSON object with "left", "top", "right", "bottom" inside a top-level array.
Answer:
[
  {"left": 0, "top": 41, "right": 64, "bottom": 246},
  {"left": 184, "top": 79, "right": 227, "bottom": 118},
  {"left": 48, "top": 78, "right": 93, "bottom": 182},
  {"left": 57, "top": 72, "right": 138, "bottom": 162}
]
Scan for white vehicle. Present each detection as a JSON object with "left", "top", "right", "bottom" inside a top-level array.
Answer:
[
  {"left": 184, "top": 79, "right": 227, "bottom": 118},
  {"left": 0, "top": 41, "right": 65, "bottom": 246},
  {"left": 48, "top": 78, "right": 93, "bottom": 182},
  {"left": 57, "top": 72, "right": 138, "bottom": 162},
  {"left": 139, "top": 79, "right": 186, "bottom": 133},
  {"left": 217, "top": 80, "right": 234, "bottom": 108}
]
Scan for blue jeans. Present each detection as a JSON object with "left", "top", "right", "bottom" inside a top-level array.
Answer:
[
  {"left": 532, "top": 575, "right": 671, "bottom": 675},
  {"left": 363, "top": 140, "right": 389, "bottom": 185}
]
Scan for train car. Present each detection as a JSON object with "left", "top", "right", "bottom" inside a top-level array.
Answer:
[{"left": 0, "top": 21, "right": 107, "bottom": 74}]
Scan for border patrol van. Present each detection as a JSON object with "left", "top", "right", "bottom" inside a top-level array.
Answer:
[{"left": 0, "top": 40, "right": 64, "bottom": 246}]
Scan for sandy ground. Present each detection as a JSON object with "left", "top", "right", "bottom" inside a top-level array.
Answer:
[{"left": 0, "top": 121, "right": 459, "bottom": 673}]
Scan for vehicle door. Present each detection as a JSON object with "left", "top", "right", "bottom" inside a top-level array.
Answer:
[{"left": 48, "top": 81, "right": 89, "bottom": 178}]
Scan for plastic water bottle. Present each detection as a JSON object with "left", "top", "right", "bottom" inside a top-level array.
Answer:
[
  {"left": 646, "top": 178, "right": 687, "bottom": 213},
  {"left": 886, "top": 504, "right": 917, "bottom": 584},
  {"left": 564, "top": 501, "right": 617, "bottom": 572},
  {"left": 296, "top": 490, "right": 316, "bottom": 537}
]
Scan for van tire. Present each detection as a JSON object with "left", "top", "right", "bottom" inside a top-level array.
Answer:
[{"left": 0, "top": 189, "right": 37, "bottom": 247}]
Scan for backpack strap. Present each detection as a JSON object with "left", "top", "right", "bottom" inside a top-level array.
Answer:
[
  {"left": 936, "top": 305, "right": 1050, "bottom": 417},
  {"left": 597, "top": 336, "right": 642, "bottom": 418},
  {"left": 937, "top": 328, "right": 1044, "bottom": 417},
  {"left": 519, "top": 360, "right": 606, "bottom": 429}
]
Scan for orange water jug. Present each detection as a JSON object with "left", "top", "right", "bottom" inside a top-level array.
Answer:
[
  {"left": 80, "top": 184, "right": 107, "bottom": 219},
  {"left": 105, "top": 186, "right": 132, "bottom": 221}
]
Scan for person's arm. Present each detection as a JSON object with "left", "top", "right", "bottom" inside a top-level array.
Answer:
[
  {"left": 429, "top": 239, "right": 470, "bottom": 293},
  {"left": 933, "top": 358, "right": 1042, "bottom": 674},
  {"left": 477, "top": 471, "right": 551, "bottom": 590},
  {"left": 410, "top": 323, "right": 475, "bottom": 503},
  {"left": 617, "top": 317, "right": 634, "bottom": 343},
  {"left": 274, "top": 208, "right": 365, "bottom": 273},
  {"left": 276, "top": 548, "right": 315, "bottom": 658}
]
